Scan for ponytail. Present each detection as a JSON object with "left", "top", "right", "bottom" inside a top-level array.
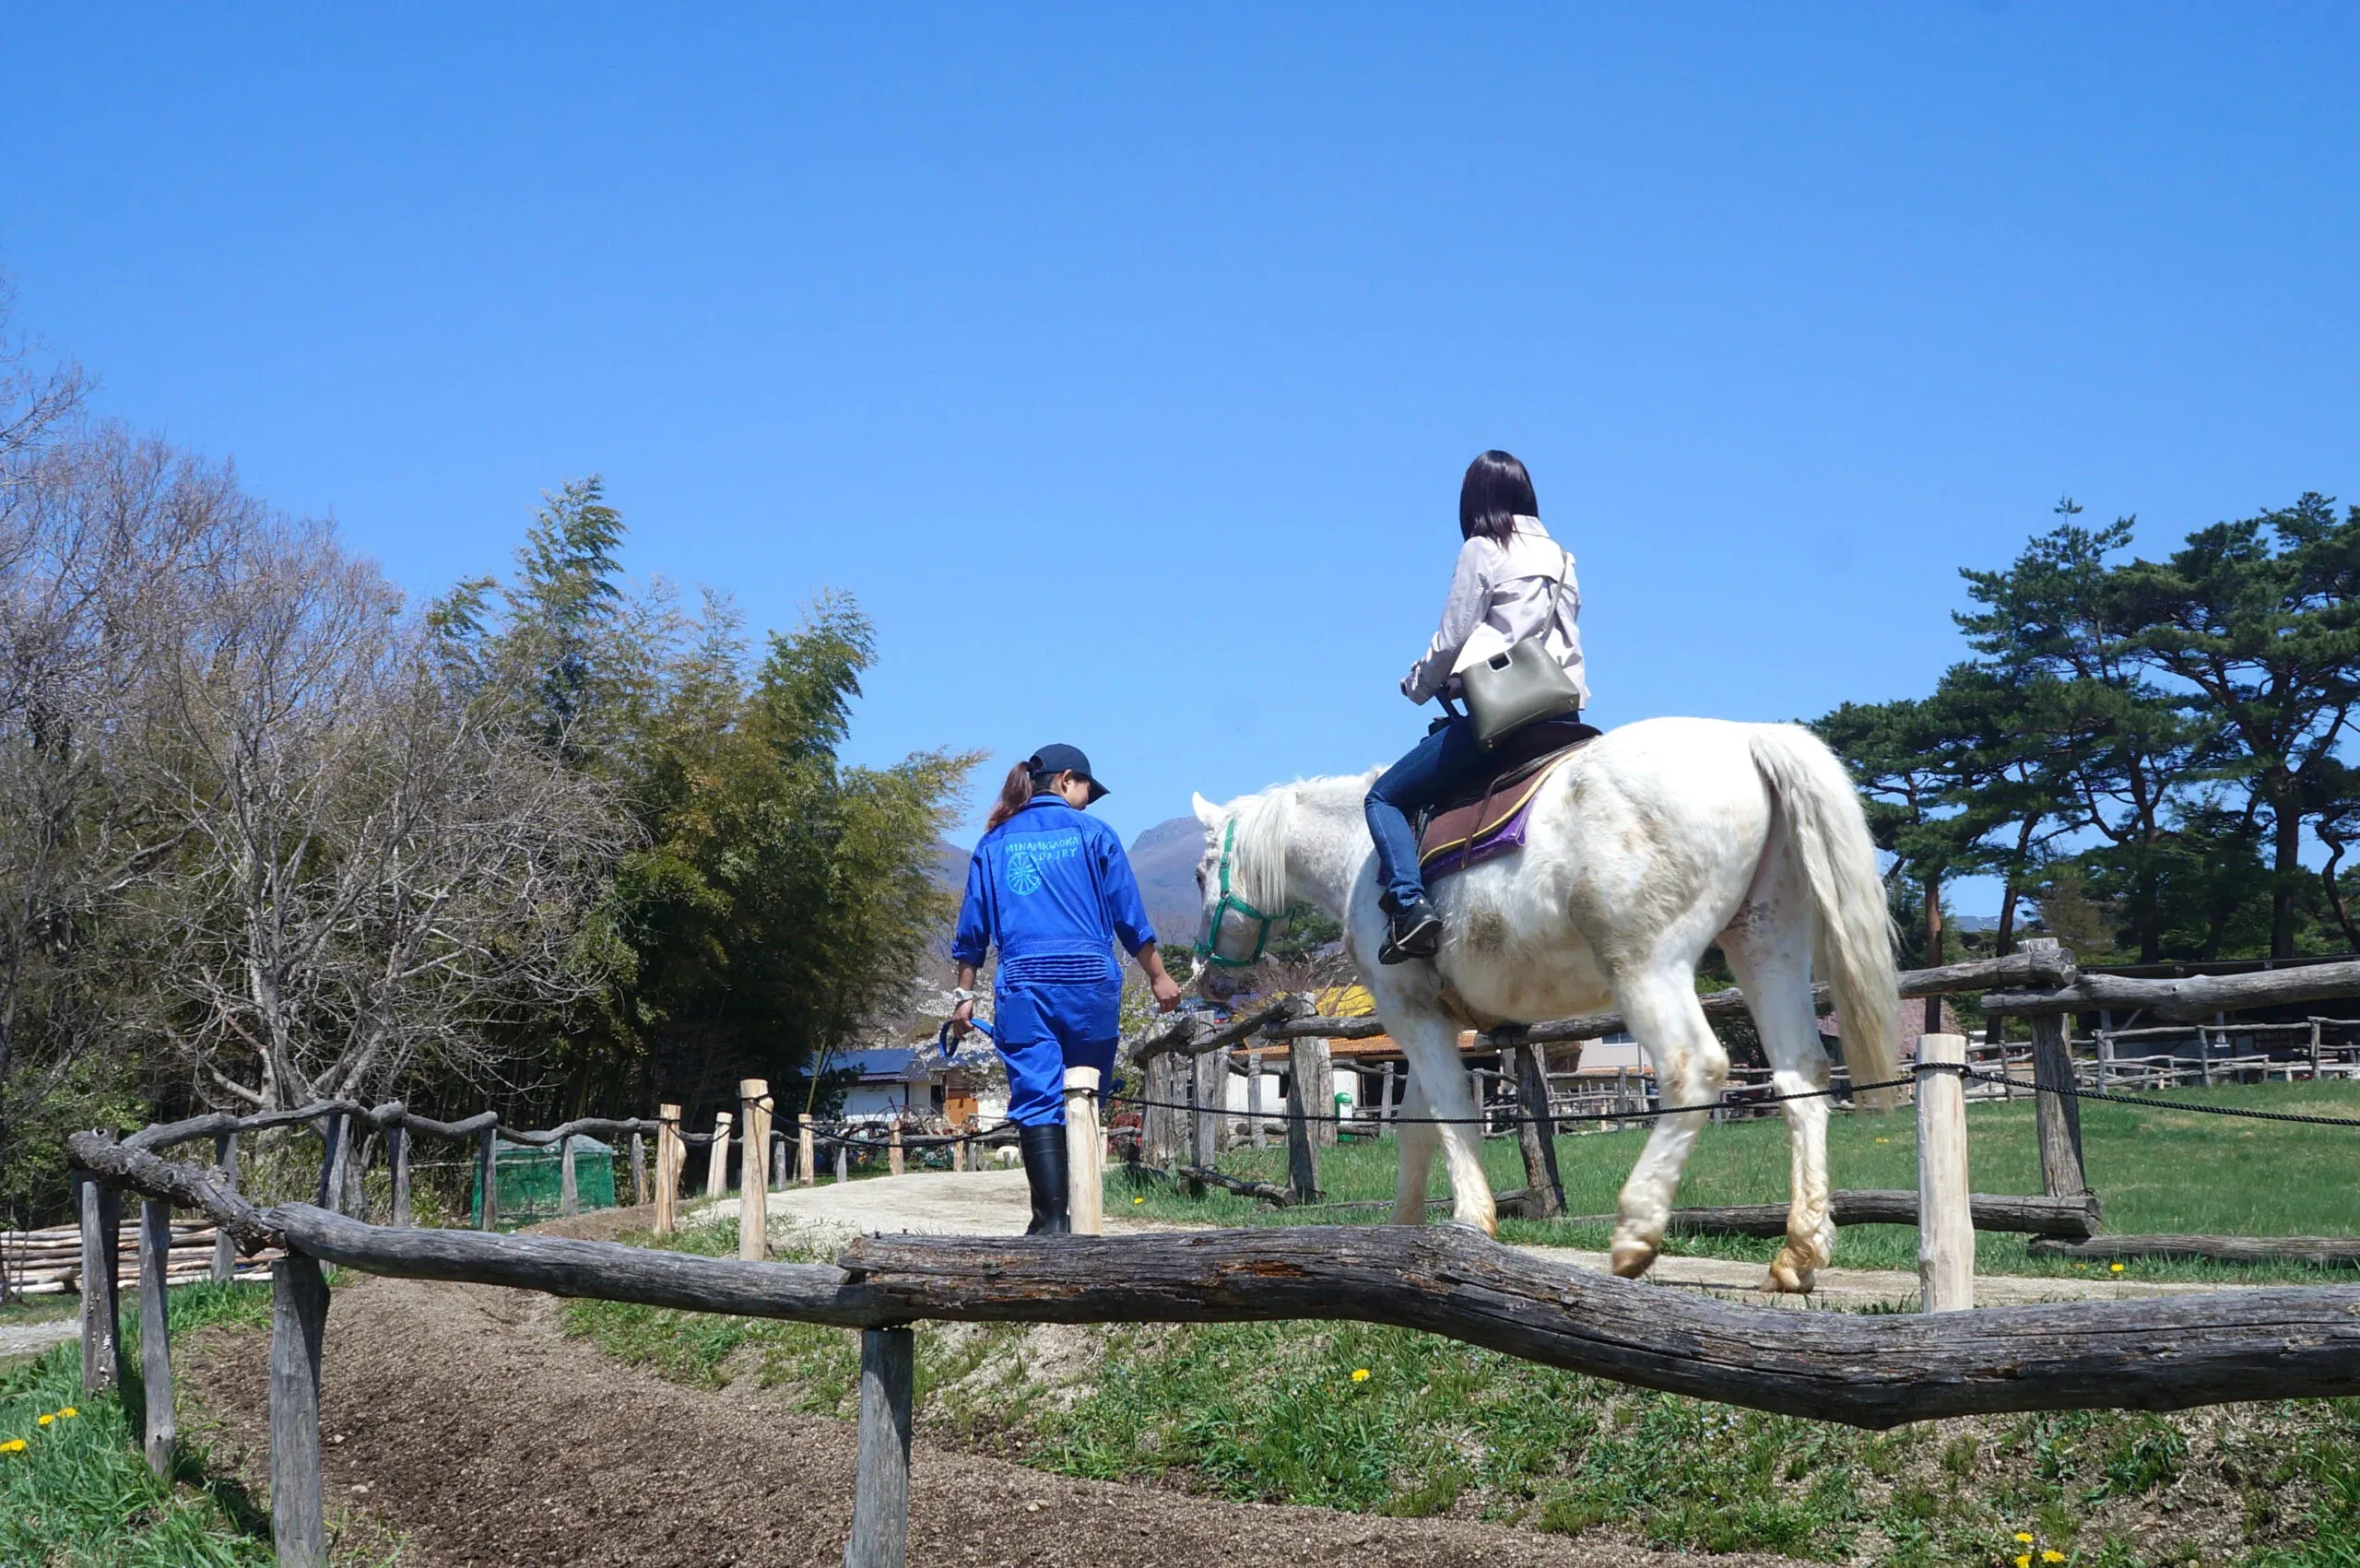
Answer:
[{"left": 983, "top": 759, "right": 1037, "bottom": 831}]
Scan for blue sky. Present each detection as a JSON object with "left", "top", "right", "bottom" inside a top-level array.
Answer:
[{"left": 5, "top": 7, "right": 2354, "bottom": 903}]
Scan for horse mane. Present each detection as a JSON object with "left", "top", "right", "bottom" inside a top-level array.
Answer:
[
  {"left": 1229, "top": 784, "right": 1295, "bottom": 914},
  {"left": 1227, "top": 771, "right": 1380, "bottom": 916}
]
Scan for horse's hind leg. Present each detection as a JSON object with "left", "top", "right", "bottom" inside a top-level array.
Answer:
[
  {"left": 1610, "top": 970, "right": 1729, "bottom": 1279},
  {"left": 1391, "top": 1075, "right": 1438, "bottom": 1225},
  {"left": 1722, "top": 909, "right": 1835, "bottom": 1293}
]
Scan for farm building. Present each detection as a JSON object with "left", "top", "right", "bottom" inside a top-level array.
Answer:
[{"left": 832, "top": 1043, "right": 1003, "bottom": 1126}]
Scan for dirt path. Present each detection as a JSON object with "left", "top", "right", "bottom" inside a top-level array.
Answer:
[
  {"left": 724, "top": 1169, "right": 2230, "bottom": 1307},
  {"left": 177, "top": 1208, "right": 1804, "bottom": 1568}
]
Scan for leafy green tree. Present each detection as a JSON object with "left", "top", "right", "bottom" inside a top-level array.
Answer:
[
  {"left": 450, "top": 485, "right": 978, "bottom": 1127},
  {"left": 1927, "top": 662, "right": 2080, "bottom": 956},
  {"left": 1955, "top": 502, "right": 2204, "bottom": 961},
  {"left": 2112, "top": 493, "right": 2360, "bottom": 957}
]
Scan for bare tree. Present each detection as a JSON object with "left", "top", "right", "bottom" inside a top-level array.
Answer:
[
  {"left": 0, "top": 429, "right": 242, "bottom": 1205},
  {"left": 124, "top": 519, "right": 626, "bottom": 1112}
]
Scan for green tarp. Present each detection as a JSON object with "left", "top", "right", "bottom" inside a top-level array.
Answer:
[{"left": 469, "top": 1135, "right": 616, "bottom": 1226}]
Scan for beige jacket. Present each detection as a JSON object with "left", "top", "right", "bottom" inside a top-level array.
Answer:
[{"left": 1401, "top": 516, "right": 1587, "bottom": 708}]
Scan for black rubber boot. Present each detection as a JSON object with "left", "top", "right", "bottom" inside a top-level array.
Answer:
[
  {"left": 1019, "top": 1124, "right": 1071, "bottom": 1234},
  {"left": 1378, "top": 890, "right": 1443, "bottom": 964}
]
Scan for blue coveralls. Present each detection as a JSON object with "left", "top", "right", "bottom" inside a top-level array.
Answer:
[{"left": 951, "top": 795, "right": 1158, "bottom": 1126}]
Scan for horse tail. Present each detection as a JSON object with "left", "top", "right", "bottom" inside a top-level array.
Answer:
[{"left": 1748, "top": 725, "right": 1903, "bottom": 1111}]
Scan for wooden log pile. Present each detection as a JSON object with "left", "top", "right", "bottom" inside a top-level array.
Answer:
[{"left": 3, "top": 1220, "right": 277, "bottom": 1296}]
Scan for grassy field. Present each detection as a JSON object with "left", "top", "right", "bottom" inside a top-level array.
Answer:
[
  {"left": 0, "top": 1279, "right": 281, "bottom": 1565},
  {"left": 1118, "top": 1079, "right": 2360, "bottom": 1284},
  {"left": 565, "top": 1216, "right": 2360, "bottom": 1566}
]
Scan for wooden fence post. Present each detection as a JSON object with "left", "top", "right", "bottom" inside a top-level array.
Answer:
[
  {"left": 1379, "top": 1061, "right": 1397, "bottom": 1138},
  {"left": 1306, "top": 1036, "right": 1337, "bottom": 1149},
  {"left": 211, "top": 1130, "right": 240, "bottom": 1282},
  {"left": 79, "top": 1172, "right": 121, "bottom": 1394},
  {"left": 798, "top": 1113, "right": 816, "bottom": 1186},
  {"left": 1916, "top": 1032, "right": 1974, "bottom": 1314},
  {"left": 314, "top": 1114, "right": 344, "bottom": 1214},
  {"left": 888, "top": 1122, "right": 904, "bottom": 1178},
  {"left": 836, "top": 1135, "right": 850, "bottom": 1185},
  {"left": 387, "top": 1116, "right": 411, "bottom": 1229},
  {"left": 844, "top": 1326, "right": 914, "bottom": 1568},
  {"left": 631, "top": 1129, "right": 648, "bottom": 1207},
  {"left": 1284, "top": 1037, "right": 1321, "bottom": 1203},
  {"left": 1064, "top": 1066, "right": 1104, "bottom": 1235},
  {"left": 2021, "top": 938, "right": 2087, "bottom": 1197},
  {"left": 2312, "top": 1018, "right": 2325, "bottom": 1079},
  {"left": 139, "top": 1197, "right": 176, "bottom": 1478},
  {"left": 1192, "top": 1050, "right": 1222, "bottom": 1173},
  {"left": 1246, "top": 1051, "right": 1266, "bottom": 1150},
  {"left": 560, "top": 1135, "right": 580, "bottom": 1217},
  {"left": 1512, "top": 1043, "right": 1567, "bottom": 1219},
  {"left": 1182, "top": 1070, "right": 1202, "bottom": 1197},
  {"left": 478, "top": 1123, "right": 500, "bottom": 1232},
  {"left": 706, "top": 1110, "right": 734, "bottom": 1202},
  {"left": 268, "top": 1255, "right": 329, "bottom": 1568},
  {"left": 655, "top": 1104, "right": 681, "bottom": 1238},
  {"left": 739, "top": 1080, "right": 771, "bottom": 1262},
  {"left": 2030, "top": 1012, "right": 2087, "bottom": 1196}
]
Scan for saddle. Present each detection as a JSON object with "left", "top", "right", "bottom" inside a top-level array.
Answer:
[{"left": 1414, "top": 717, "right": 1601, "bottom": 882}]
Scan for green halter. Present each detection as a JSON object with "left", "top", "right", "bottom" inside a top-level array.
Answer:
[{"left": 1198, "top": 817, "right": 1277, "bottom": 969}]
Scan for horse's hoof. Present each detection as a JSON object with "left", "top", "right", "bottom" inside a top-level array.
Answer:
[
  {"left": 1610, "top": 1238, "right": 1658, "bottom": 1279},
  {"left": 1764, "top": 1245, "right": 1820, "bottom": 1294}
]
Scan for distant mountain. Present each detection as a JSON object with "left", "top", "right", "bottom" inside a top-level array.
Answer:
[{"left": 1127, "top": 816, "right": 1210, "bottom": 948}]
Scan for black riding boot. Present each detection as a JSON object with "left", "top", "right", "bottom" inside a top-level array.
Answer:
[{"left": 1019, "top": 1124, "right": 1070, "bottom": 1234}]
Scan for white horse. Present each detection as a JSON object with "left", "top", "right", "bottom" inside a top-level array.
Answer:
[{"left": 1189, "top": 717, "right": 1899, "bottom": 1293}]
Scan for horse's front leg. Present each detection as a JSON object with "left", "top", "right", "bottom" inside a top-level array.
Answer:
[
  {"left": 1610, "top": 975, "right": 1729, "bottom": 1279},
  {"left": 1397, "top": 1020, "right": 1496, "bottom": 1236},
  {"left": 1391, "top": 1076, "right": 1437, "bottom": 1225}
]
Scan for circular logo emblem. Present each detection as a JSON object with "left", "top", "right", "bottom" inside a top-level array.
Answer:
[{"left": 1008, "top": 854, "right": 1043, "bottom": 895}]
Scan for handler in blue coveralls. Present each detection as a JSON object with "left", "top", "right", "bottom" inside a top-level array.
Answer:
[{"left": 949, "top": 744, "right": 1183, "bottom": 1233}]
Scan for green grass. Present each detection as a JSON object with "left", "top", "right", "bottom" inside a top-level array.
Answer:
[
  {"left": 567, "top": 1198, "right": 2360, "bottom": 1564},
  {"left": 1118, "top": 1079, "right": 2360, "bottom": 1284},
  {"left": 0, "top": 1279, "right": 279, "bottom": 1566}
]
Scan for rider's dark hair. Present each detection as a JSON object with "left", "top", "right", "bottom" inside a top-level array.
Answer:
[{"left": 1459, "top": 450, "right": 1539, "bottom": 543}]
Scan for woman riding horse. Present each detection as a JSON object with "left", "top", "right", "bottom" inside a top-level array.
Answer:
[{"left": 1366, "top": 450, "right": 1587, "bottom": 962}]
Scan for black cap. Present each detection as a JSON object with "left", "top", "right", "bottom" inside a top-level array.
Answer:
[{"left": 1027, "top": 743, "right": 1109, "bottom": 803}]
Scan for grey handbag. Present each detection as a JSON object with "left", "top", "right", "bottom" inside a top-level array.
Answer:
[{"left": 1459, "top": 548, "right": 1581, "bottom": 749}]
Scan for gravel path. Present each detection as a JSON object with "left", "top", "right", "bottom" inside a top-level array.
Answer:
[
  {"left": 0, "top": 1317, "right": 77, "bottom": 1362},
  {"left": 176, "top": 1205, "right": 1806, "bottom": 1568}
]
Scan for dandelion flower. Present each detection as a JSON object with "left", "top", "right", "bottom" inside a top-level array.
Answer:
[
  {"left": 0, "top": 1438, "right": 24, "bottom": 1454},
  {"left": 1132, "top": 1197, "right": 1145, "bottom": 1204},
  {"left": 2109, "top": 1262, "right": 2125, "bottom": 1273},
  {"left": 35, "top": 1414, "right": 52, "bottom": 1427},
  {"left": 2043, "top": 1553, "right": 2066, "bottom": 1563},
  {"left": 2015, "top": 1556, "right": 2032, "bottom": 1568},
  {"left": 57, "top": 1408, "right": 76, "bottom": 1419},
  {"left": 2015, "top": 1533, "right": 2035, "bottom": 1544},
  {"left": 1351, "top": 1368, "right": 1371, "bottom": 1382},
  {"left": 1875, "top": 1137, "right": 1891, "bottom": 1144}
]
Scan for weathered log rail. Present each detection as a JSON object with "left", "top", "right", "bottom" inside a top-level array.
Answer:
[
  {"left": 65, "top": 1134, "right": 2360, "bottom": 1431},
  {"left": 1984, "top": 957, "right": 2360, "bottom": 1020}
]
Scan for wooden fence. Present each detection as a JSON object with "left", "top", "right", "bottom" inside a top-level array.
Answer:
[{"left": 54, "top": 941, "right": 2360, "bottom": 1567}]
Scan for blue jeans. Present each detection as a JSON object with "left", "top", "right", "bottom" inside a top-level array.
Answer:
[{"left": 1364, "top": 715, "right": 1491, "bottom": 908}]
